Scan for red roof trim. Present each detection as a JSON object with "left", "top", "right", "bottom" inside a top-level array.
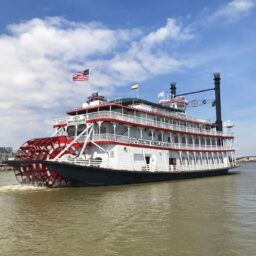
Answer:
[
  {"left": 86, "top": 118, "right": 234, "bottom": 139},
  {"left": 53, "top": 123, "right": 67, "bottom": 128},
  {"left": 66, "top": 103, "right": 117, "bottom": 114},
  {"left": 160, "top": 98, "right": 188, "bottom": 105}
]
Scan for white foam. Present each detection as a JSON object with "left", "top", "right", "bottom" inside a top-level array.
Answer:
[{"left": 0, "top": 184, "right": 49, "bottom": 193}]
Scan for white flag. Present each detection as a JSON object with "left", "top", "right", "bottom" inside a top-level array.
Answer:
[
  {"left": 131, "top": 83, "right": 139, "bottom": 89},
  {"left": 158, "top": 91, "right": 164, "bottom": 98}
]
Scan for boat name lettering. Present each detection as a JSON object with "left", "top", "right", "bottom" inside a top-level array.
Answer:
[
  {"left": 129, "top": 138, "right": 169, "bottom": 147},
  {"left": 67, "top": 117, "right": 85, "bottom": 125}
]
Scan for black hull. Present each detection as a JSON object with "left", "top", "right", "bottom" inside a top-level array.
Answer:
[
  {"left": 4, "top": 160, "right": 232, "bottom": 187},
  {"left": 44, "top": 161, "right": 231, "bottom": 186}
]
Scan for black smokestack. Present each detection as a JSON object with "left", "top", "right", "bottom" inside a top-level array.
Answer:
[
  {"left": 170, "top": 83, "right": 176, "bottom": 99},
  {"left": 214, "top": 73, "right": 223, "bottom": 132}
]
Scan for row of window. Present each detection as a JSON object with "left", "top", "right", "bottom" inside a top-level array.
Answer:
[
  {"left": 65, "top": 124, "right": 231, "bottom": 148},
  {"left": 108, "top": 148, "right": 228, "bottom": 166},
  {"left": 148, "top": 130, "right": 226, "bottom": 146},
  {"left": 67, "top": 124, "right": 86, "bottom": 137},
  {"left": 180, "top": 152, "right": 226, "bottom": 165}
]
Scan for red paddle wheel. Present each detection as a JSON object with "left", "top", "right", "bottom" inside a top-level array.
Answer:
[{"left": 14, "top": 136, "right": 81, "bottom": 187}]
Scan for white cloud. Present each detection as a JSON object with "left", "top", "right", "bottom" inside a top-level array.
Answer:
[
  {"left": 143, "top": 18, "right": 194, "bottom": 45},
  {"left": 0, "top": 17, "right": 194, "bottom": 148},
  {"left": 102, "top": 18, "right": 194, "bottom": 82},
  {"left": 213, "top": 0, "right": 255, "bottom": 19}
]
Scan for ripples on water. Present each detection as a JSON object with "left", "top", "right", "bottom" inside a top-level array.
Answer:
[{"left": 0, "top": 163, "right": 255, "bottom": 256}]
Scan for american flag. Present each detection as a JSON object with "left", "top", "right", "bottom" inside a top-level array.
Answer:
[{"left": 72, "top": 69, "right": 89, "bottom": 81}]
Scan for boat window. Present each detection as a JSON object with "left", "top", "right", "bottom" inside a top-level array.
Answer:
[
  {"left": 217, "top": 138, "right": 223, "bottom": 146},
  {"left": 67, "top": 126, "right": 76, "bottom": 137},
  {"left": 101, "top": 126, "right": 107, "bottom": 133},
  {"left": 196, "top": 154, "right": 200, "bottom": 164},
  {"left": 214, "top": 154, "right": 218, "bottom": 163},
  {"left": 108, "top": 125, "right": 114, "bottom": 134},
  {"left": 134, "top": 154, "right": 144, "bottom": 161},
  {"left": 77, "top": 124, "right": 86, "bottom": 135},
  {"left": 169, "top": 158, "right": 176, "bottom": 165},
  {"left": 189, "top": 156, "right": 193, "bottom": 164},
  {"left": 148, "top": 131, "right": 155, "bottom": 137},
  {"left": 167, "top": 137, "right": 171, "bottom": 143},
  {"left": 181, "top": 155, "right": 186, "bottom": 165},
  {"left": 110, "top": 151, "right": 114, "bottom": 158}
]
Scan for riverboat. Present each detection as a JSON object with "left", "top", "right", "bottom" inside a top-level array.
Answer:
[{"left": 5, "top": 73, "right": 236, "bottom": 186}]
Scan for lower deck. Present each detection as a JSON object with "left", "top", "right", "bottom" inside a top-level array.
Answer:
[{"left": 60, "top": 144, "right": 235, "bottom": 173}]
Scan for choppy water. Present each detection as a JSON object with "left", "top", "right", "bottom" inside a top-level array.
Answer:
[{"left": 0, "top": 163, "right": 255, "bottom": 256}]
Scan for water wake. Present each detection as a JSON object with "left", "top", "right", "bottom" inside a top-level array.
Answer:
[{"left": 0, "top": 184, "right": 48, "bottom": 193}]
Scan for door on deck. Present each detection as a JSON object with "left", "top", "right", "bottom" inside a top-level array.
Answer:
[{"left": 169, "top": 158, "right": 176, "bottom": 171}]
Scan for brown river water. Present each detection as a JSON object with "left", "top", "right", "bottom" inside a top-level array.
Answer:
[{"left": 0, "top": 163, "right": 255, "bottom": 256}]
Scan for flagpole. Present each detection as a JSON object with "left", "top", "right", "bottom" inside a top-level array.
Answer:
[{"left": 88, "top": 69, "right": 91, "bottom": 95}]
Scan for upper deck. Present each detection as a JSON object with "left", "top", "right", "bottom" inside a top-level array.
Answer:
[
  {"left": 66, "top": 97, "right": 211, "bottom": 125},
  {"left": 53, "top": 95, "right": 234, "bottom": 138}
]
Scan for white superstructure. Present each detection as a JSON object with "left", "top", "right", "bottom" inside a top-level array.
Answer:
[{"left": 52, "top": 93, "right": 235, "bottom": 173}]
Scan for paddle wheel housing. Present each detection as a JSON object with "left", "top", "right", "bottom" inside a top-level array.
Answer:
[{"left": 14, "top": 136, "right": 81, "bottom": 187}]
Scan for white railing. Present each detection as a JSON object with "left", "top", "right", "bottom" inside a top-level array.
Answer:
[
  {"left": 131, "top": 105, "right": 209, "bottom": 124},
  {"left": 76, "top": 133, "right": 234, "bottom": 151},
  {"left": 179, "top": 163, "right": 230, "bottom": 171},
  {"left": 54, "top": 111, "right": 233, "bottom": 137}
]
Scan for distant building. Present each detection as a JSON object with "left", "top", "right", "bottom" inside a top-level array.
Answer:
[{"left": 0, "top": 147, "right": 13, "bottom": 164}]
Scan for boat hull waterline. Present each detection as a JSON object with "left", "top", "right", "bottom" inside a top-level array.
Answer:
[{"left": 5, "top": 160, "right": 231, "bottom": 186}]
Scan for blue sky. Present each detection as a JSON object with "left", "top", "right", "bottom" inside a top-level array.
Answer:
[{"left": 0, "top": 0, "right": 255, "bottom": 155}]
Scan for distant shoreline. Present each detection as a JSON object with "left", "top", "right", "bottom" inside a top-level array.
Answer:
[{"left": 237, "top": 160, "right": 256, "bottom": 163}]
